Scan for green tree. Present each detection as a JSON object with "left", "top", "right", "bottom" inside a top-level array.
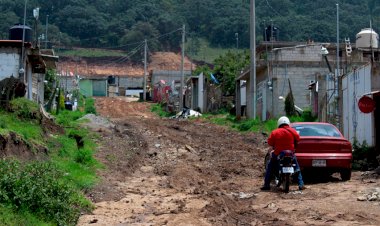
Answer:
[
  {"left": 284, "top": 79, "right": 296, "bottom": 117},
  {"left": 213, "top": 50, "right": 250, "bottom": 96}
]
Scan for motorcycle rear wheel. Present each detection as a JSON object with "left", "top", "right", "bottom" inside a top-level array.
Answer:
[{"left": 282, "top": 173, "right": 290, "bottom": 193}]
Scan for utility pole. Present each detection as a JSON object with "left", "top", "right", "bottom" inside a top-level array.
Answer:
[
  {"left": 45, "top": 15, "right": 49, "bottom": 49},
  {"left": 143, "top": 39, "right": 147, "bottom": 101},
  {"left": 249, "top": 0, "right": 257, "bottom": 119},
  {"left": 179, "top": 24, "right": 185, "bottom": 111},
  {"left": 20, "top": 0, "right": 27, "bottom": 83},
  {"left": 336, "top": 3, "right": 340, "bottom": 129}
]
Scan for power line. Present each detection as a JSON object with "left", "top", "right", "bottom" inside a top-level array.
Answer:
[
  {"left": 102, "top": 42, "right": 145, "bottom": 67},
  {"left": 264, "top": 0, "right": 282, "bottom": 17},
  {"left": 103, "top": 40, "right": 147, "bottom": 49},
  {"left": 148, "top": 27, "right": 183, "bottom": 42}
]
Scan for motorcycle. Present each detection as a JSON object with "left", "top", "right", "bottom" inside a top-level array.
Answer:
[
  {"left": 276, "top": 150, "right": 296, "bottom": 193},
  {"left": 264, "top": 150, "right": 297, "bottom": 193}
]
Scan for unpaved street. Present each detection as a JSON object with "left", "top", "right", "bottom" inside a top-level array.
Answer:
[{"left": 77, "top": 97, "right": 380, "bottom": 226}]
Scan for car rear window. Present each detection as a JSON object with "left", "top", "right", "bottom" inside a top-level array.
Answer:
[{"left": 292, "top": 124, "right": 341, "bottom": 137}]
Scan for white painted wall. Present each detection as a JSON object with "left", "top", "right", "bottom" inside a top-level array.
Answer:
[
  {"left": 198, "top": 72, "right": 204, "bottom": 113},
  {"left": 342, "top": 64, "right": 374, "bottom": 145},
  {"left": 240, "top": 80, "right": 246, "bottom": 106},
  {"left": 272, "top": 44, "right": 323, "bottom": 62},
  {"left": 0, "top": 47, "right": 20, "bottom": 79}
]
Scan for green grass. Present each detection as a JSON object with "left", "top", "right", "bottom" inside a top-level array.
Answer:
[
  {"left": 201, "top": 111, "right": 315, "bottom": 134},
  {"left": 150, "top": 103, "right": 175, "bottom": 117},
  {"left": 0, "top": 111, "right": 45, "bottom": 147},
  {"left": 59, "top": 48, "right": 126, "bottom": 57},
  {"left": 0, "top": 204, "right": 54, "bottom": 226},
  {"left": 0, "top": 96, "right": 99, "bottom": 225},
  {"left": 49, "top": 131, "right": 100, "bottom": 190},
  {"left": 188, "top": 38, "right": 245, "bottom": 63}
]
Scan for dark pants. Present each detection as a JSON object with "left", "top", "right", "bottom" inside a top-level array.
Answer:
[{"left": 264, "top": 151, "right": 304, "bottom": 188}]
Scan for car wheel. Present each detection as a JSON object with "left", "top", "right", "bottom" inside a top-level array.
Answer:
[{"left": 340, "top": 169, "right": 351, "bottom": 181}]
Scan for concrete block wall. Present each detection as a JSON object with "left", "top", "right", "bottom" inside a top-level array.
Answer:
[
  {"left": 0, "top": 47, "right": 20, "bottom": 80},
  {"left": 273, "top": 45, "right": 322, "bottom": 62},
  {"left": 119, "top": 77, "right": 143, "bottom": 89},
  {"left": 58, "top": 76, "right": 76, "bottom": 92},
  {"left": 271, "top": 65, "right": 329, "bottom": 117}
]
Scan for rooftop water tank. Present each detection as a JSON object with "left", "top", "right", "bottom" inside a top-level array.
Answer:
[
  {"left": 356, "top": 28, "right": 379, "bottom": 48},
  {"left": 9, "top": 24, "right": 32, "bottom": 42}
]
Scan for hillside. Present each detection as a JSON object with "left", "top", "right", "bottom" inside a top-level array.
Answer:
[{"left": 1, "top": 0, "right": 379, "bottom": 52}]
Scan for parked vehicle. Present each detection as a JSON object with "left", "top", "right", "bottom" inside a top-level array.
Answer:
[{"left": 290, "top": 122, "right": 353, "bottom": 181}]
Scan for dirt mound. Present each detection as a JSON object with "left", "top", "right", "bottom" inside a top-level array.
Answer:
[
  {"left": 41, "top": 117, "right": 65, "bottom": 135},
  {"left": 149, "top": 52, "right": 196, "bottom": 71},
  {"left": 0, "top": 132, "right": 47, "bottom": 161},
  {"left": 58, "top": 51, "right": 197, "bottom": 78}
]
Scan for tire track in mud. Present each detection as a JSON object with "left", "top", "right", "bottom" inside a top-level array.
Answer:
[{"left": 78, "top": 98, "right": 380, "bottom": 226}]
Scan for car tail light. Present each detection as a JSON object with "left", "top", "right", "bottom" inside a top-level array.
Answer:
[{"left": 340, "top": 148, "right": 352, "bottom": 153}]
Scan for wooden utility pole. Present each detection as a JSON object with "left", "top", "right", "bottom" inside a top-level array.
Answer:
[
  {"left": 179, "top": 24, "right": 185, "bottom": 110},
  {"left": 249, "top": 0, "right": 257, "bottom": 119},
  {"left": 143, "top": 39, "right": 147, "bottom": 101}
]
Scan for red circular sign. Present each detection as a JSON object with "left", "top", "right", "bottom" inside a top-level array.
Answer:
[{"left": 358, "top": 96, "right": 376, "bottom": 113}]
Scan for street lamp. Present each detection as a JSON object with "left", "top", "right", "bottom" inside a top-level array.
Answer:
[{"left": 33, "top": 7, "right": 39, "bottom": 47}]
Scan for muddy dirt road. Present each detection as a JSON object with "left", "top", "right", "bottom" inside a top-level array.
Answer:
[{"left": 77, "top": 97, "right": 380, "bottom": 226}]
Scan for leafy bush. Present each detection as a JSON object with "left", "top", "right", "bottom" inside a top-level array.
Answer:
[
  {"left": 300, "top": 110, "right": 317, "bottom": 122},
  {"left": 59, "top": 92, "right": 65, "bottom": 110},
  {"left": 234, "top": 118, "right": 262, "bottom": 132},
  {"left": 0, "top": 160, "right": 91, "bottom": 225},
  {"left": 285, "top": 91, "right": 296, "bottom": 117},
  {"left": 75, "top": 147, "right": 95, "bottom": 165},
  {"left": 9, "top": 98, "right": 41, "bottom": 121},
  {"left": 352, "top": 140, "right": 379, "bottom": 171},
  {"left": 56, "top": 110, "right": 86, "bottom": 127},
  {"left": 84, "top": 98, "right": 97, "bottom": 114},
  {"left": 151, "top": 103, "right": 174, "bottom": 117}
]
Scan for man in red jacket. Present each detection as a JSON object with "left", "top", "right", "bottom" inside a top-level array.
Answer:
[{"left": 261, "top": 116, "right": 306, "bottom": 191}]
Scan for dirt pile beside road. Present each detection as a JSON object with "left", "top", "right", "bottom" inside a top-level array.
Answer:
[{"left": 77, "top": 97, "right": 380, "bottom": 226}]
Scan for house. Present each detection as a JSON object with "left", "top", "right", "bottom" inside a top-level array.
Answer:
[
  {"left": 0, "top": 23, "right": 58, "bottom": 106},
  {"left": 236, "top": 42, "right": 331, "bottom": 121},
  {"left": 238, "top": 28, "right": 379, "bottom": 152},
  {"left": 331, "top": 28, "right": 379, "bottom": 151},
  {"left": 184, "top": 72, "right": 222, "bottom": 113},
  {"left": 57, "top": 52, "right": 196, "bottom": 99},
  {"left": 0, "top": 39, "right": 53, "bottom": 105}
]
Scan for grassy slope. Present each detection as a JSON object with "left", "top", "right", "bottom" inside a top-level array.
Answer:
[
  {"left": 187, "top": 38, "right": 245, "bottom": 64},
  {"left": 0, "top": 98, "right": 99, "bottom": 225},
  {"left": 57, "top": 39, "right": 242, "bottom": 64}
]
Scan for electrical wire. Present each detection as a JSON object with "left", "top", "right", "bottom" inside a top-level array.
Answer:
[
  {"left": 264, "top": 0, "right": 282, "bottom": 17},
  {"left": 102, "top": 42, "right": 145, "bottom": 67}
]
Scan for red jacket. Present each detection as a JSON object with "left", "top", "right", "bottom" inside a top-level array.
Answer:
[{"left": 267, "top": 125, "right": 300, "bottom": 155}]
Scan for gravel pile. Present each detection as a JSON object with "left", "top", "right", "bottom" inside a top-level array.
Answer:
[{"left": 79, "top": 114, "right": 115, "bottom": 131}]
